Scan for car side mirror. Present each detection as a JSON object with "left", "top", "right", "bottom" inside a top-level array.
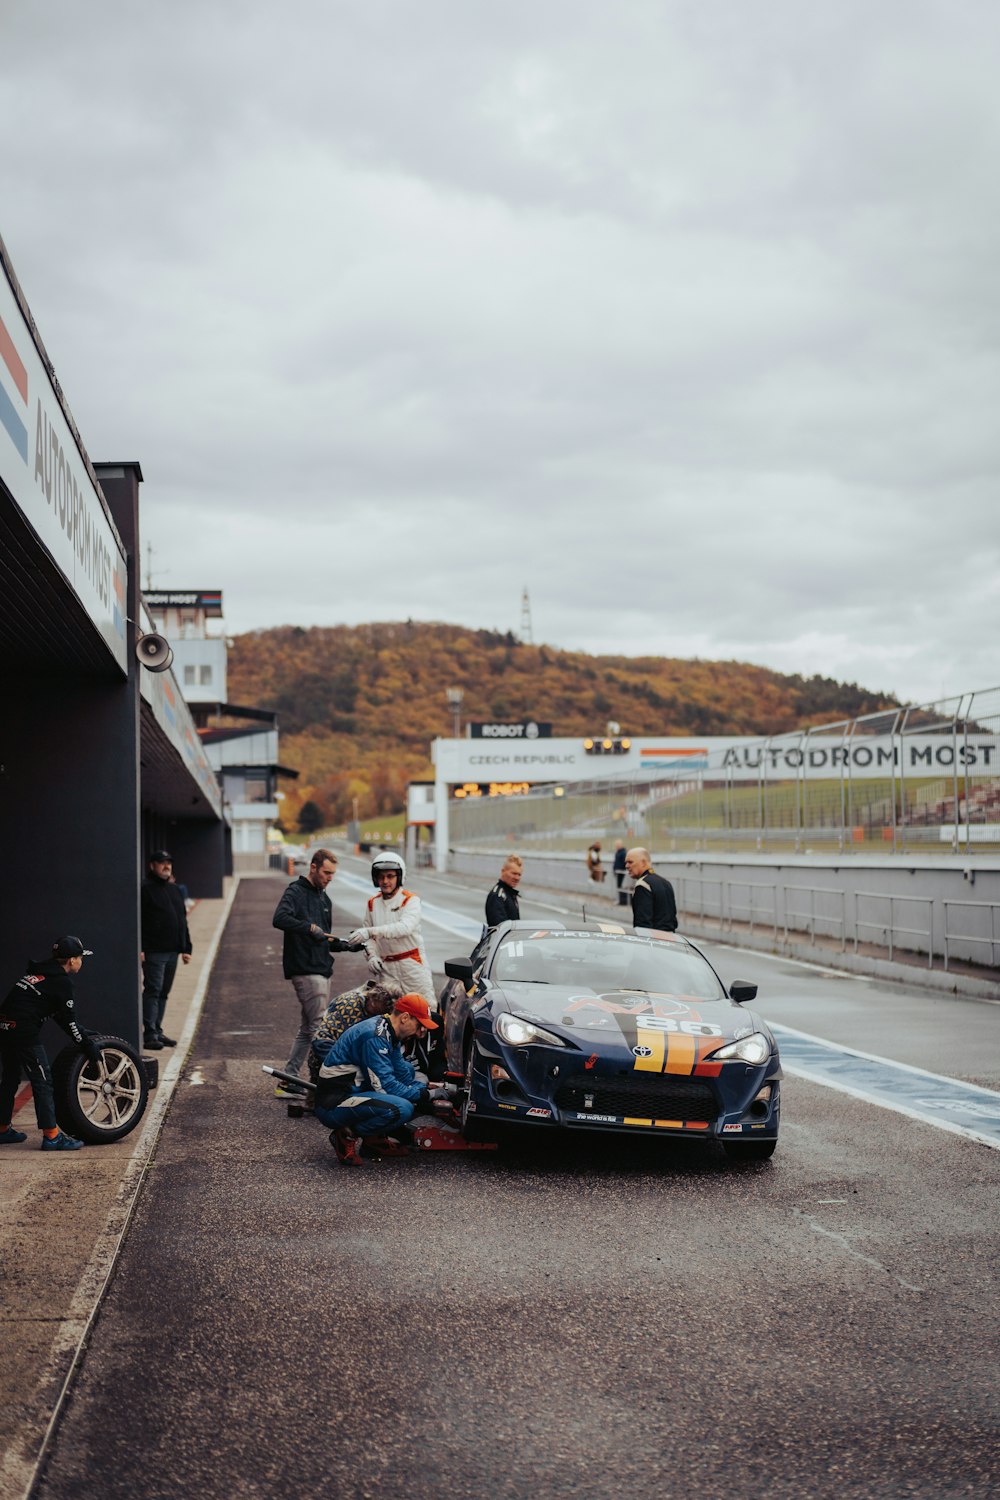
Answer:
[
  {"left": 729, "top": 980, "right": 758, "bottom": 1004},
  {"left": 445, "top": 957, "right": 475, "bottom": 986}
]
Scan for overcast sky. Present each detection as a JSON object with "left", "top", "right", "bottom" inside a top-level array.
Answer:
[{"left": 2, "top": 0, "right": 997, "bottom": 707}]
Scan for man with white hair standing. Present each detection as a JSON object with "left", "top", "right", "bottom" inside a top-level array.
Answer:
[
  {"left": 624, "top": 848, "right": 678, "bottom": 932},
  {"left": 485, "top": 855, "right": 522, "bottom": 926}
]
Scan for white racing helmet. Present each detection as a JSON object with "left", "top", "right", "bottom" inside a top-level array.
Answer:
[{"left": 371, "top": 852, "right": 406, "bottom": 886}]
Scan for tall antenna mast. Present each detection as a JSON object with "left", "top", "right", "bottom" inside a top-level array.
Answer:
[{"left": 520, "top": 586, "right": 533, "bottom": 644}]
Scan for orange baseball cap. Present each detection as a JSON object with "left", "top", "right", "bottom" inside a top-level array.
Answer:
[{"left": 396, "top": 994, "right": 439, "bottom": 1029}]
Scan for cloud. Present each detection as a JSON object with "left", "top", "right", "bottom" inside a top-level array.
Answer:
[{"left": 2, "top": 0, "right": 998, "bottom": 708}]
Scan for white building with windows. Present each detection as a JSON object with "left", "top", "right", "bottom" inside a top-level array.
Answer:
[
  {"left": 146, "top": 589, "right": 227, "bottom": 703},
  {"left": 146, "top": 590, "right": 297, "bottom": 869}
]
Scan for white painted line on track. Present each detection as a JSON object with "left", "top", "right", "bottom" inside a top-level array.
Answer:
[{"left": 698, "top": 940, "right": 871, "bottom": 981}]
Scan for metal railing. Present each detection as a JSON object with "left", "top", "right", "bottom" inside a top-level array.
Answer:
[
  {"left": 676, "top": 874, "right": 725, "bottom": 923},
  {"left": 853, "top": 892, "right": 934, "bottom": 967},
  {"left": 725, "top": 880, "right": 778, "bottom": 937},
  {"left": 448, "top": 684, "right": 1000, "bottom": 857},
  {"left": 942, "top": 899, "right": 1000, "bottom": 972},
  {"left": 783, "top": 885, "right": 847, "bottom": 949}
]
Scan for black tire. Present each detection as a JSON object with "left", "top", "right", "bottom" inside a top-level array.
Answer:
[
  {"left": 459, "top": 1035, "right": 491, "bottom": 1144},
  {"left": 52, "top": 1035, "right": 149, "bottom": 1144},
  {"left": 723, "top": 1137, "right": 777, "bottom": 1163}
]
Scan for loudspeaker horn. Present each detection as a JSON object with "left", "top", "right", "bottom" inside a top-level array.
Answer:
[{"left": 135, "top": 633, "right": 174, "bottom": 673}]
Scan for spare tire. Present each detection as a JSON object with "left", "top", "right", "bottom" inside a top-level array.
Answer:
[{"left": 52, "top": 1034, "right": 149, "bottom": 1144}]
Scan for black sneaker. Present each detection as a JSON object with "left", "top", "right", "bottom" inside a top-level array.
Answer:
[
  {"left": 41, "top": 1131, "right": 84, "bottom": 1152},
  {"left": 143, "top": 1034, "right": 164, "bottom": 1051},
  {"left": 157, "top": 1033, "right": 177, "bottom": 1047}
]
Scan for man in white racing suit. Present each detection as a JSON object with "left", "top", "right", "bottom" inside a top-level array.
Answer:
[{"left": 349, "top": 853, "right": 436, "bottom": 1007}]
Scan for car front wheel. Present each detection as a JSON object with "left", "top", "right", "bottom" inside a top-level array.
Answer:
[
  {"left": 52, "top": 1035, "right": 150, "bottom": 1144},
  {"left": 459, "top": 1036, "right": 491, "bottom": 1144}
]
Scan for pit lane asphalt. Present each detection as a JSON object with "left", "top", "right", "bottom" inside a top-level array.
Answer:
[{"left": 33, "top": 874, "right": 1000, "bottom": 1500}]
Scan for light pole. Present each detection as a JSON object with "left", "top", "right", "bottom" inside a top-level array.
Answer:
[{"left": 446, "top": 687, "right": 464, "bottom": 739}]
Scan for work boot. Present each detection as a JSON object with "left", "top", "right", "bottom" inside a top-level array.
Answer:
[
  {"left": 331, "top": 1127, "right": 366, "bottom": 1166},
  {"left": 362, "top": 1135, "right": 410, "bottom": 1159},
  {"left": 143, "top": 1033, "right": 163, "bottom": 1051}
]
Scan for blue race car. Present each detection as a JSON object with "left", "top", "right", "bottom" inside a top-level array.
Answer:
[{"left": 441, "top": 921, "right": 782, "bottom": 1161}]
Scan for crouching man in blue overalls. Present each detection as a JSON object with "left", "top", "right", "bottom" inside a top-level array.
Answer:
[{"left": 314, "top": 993, "right": 448, "bottom": 1166}]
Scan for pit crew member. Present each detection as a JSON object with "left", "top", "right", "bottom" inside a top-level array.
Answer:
[
  {"left": 314, "top": 993, "right": 447, "bottom": 1166},
  {"left": 0, "top": 937, "right": 102, "bottom": 1152},
  {"left": 307, "top": 977, "right": 404, "bottom": 1085},
  {"left": 349, "top": 853, "right": 436, "bottom": 1007}
]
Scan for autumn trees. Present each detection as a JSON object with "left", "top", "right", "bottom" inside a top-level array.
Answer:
[{"left": 225, "top": 621, "right": 895, "bottom": 829}]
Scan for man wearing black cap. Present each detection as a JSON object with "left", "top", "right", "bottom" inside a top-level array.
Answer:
[
  {"left": 140, "top": 850, "right": 192, "bottom": 1051},
  {"left": 0, "top": 937, "right": 101, "bottom": 1152}
]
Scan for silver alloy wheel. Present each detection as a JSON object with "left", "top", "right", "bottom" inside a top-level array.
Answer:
[
  {"left": 77, "top": 1046, "right": 145, "bottom": 1133},
  {"left": 53, "top": 1035, "right": 150, "bottom": 1143}
]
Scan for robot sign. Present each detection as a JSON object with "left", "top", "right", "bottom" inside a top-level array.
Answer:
[{"left": 469, "top": 721, "right": 552, "bottom": 739}]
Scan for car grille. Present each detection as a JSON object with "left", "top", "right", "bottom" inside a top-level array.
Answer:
[{"left": 554, "top": 1072, "right": 719, "bottom": 1122}]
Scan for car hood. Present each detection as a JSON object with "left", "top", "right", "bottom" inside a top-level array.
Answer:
[{"left": 493, "top": 980, "right": 765, "bottom": 1048}]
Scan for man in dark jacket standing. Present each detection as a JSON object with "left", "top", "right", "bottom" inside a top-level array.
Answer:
[
  {"left": 141, "top": 850, "right": 192, "bottom": 1051},
  {"left": 625, "top": 848, "right": 678, "bottom": 932},
  {"left": 271, "top": 847, "right": 348, "bottom": 1096},
  {"left": 613, "top": 840, "right": 628, "bottom": 906},
  {"left": 0, "top": 936, "right": 101, "bottom": 1151},
  {"left": 485, "top": 855, "right": 522, "bottom": 926}
]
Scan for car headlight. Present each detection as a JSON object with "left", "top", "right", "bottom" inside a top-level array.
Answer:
[
  {"left": 709, "top": 1032, "right": 772, "bottom": 1065},
  {"left": 495, "top": 1013, "right": 568, "bottom": 1048}
]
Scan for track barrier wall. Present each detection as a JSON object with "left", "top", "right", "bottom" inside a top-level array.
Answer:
[{"left": 447, "top": 686, "right": 1000, "bottom": 978}]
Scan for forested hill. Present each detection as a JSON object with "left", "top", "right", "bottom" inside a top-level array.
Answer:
[{"left": 225, "top": 621, "right": 896, "bottom": 827}]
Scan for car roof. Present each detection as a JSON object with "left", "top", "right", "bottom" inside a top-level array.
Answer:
[{"left": 490, "top": 919, "right": 566, "bottom": 933}]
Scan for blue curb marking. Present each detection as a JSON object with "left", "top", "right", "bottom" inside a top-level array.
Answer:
[{"left": 771, "top": 1024, "right": 1000, "bottom": 1151}]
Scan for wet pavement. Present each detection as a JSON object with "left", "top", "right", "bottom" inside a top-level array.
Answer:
[{"left": 15, "top": 870, "right": 1000, "bottom": 1500}]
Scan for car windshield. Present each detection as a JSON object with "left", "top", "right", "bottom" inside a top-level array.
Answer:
[{"left": 490, "top": 931, "right": 725, "bottom": 1000}]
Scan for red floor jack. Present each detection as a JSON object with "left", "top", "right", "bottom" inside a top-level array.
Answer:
[{"left": 261, "top": 1066, "right": 497, "bottom": 1151}]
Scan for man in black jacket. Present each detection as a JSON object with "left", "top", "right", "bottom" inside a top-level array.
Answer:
[
  {"left": 613, "top": 840, "right": 628, "bottom": 906},
  {"left": 271, "top": 847, "right": 351, "bottom": 1096},
  {"left": 625, "top": 848, "right": 678, "bottom": 932},
  {"left": 0, "top": 936, "right": 101, "bottom": 1152},
  {"left": 485, "top": 855, "right": 522, "bottom": 926},
  {"left": 140, "top": 850, "right": 192, "bottom": 1051}
]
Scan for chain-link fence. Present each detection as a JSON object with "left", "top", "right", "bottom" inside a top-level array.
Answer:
[{"left": 448, "top": 687, "right": 1000, "bottom": 857}]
